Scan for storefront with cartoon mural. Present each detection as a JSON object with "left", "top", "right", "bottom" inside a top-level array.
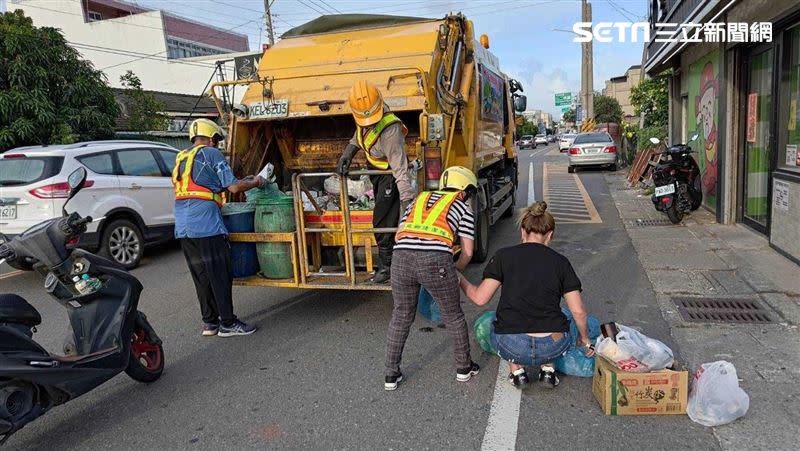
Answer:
[{"left": 687, "top": 51, "right": 720, "bottom": 212}]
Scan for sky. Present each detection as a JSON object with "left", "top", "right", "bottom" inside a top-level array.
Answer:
[{"left": 132, "top": 0, "right": 649, "bottom": 120}]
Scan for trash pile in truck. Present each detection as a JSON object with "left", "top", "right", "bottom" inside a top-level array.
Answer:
[{"left": 298, "top": 175, "right": 376, "bottom": 212}]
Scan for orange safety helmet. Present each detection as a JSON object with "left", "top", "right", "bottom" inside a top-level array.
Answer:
[{"left": 348, "top": 80, "right": 384, "bottom": 127}]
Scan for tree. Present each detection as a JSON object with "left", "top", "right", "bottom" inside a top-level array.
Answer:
[
  {"left": 593, "top": 95, "right": 623, "bottom": 124},
  {"left": 516, "top": 121, "right": 538, "bottom": 137},
  {"left": 562, "top": 109, "right": 576, "bottom": 123},
  {"left": 0, "top": 11, "right": 118, "bottom": 151},
  {"left": 630, "top": 71, "right": 670, "bottom": 128},
  {"left": 119, "top": 71, "right": 169, "bottom": 132}
]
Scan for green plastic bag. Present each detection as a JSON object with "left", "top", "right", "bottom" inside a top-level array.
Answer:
[
  {"left": 245, "top": 182, "right": 289, "bottom": 206},
  {"left": 474, "top": 310, "right": 497, "bottom": 354}
]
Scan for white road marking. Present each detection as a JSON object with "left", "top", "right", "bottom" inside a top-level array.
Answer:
[
  {"left": 481, "top": 360, "right": 521, "bottom": 451},
  {"left": 527, "top": 161, "right": 535, "bottom": 204}
]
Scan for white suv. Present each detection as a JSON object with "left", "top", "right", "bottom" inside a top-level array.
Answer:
[{"left": 0, "top": 141, "right": 180, "bottom": 269}]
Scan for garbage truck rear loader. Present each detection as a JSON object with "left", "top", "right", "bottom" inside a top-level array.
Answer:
[{"left": 210, "top": 14, "right": 527, "bottom": 290}]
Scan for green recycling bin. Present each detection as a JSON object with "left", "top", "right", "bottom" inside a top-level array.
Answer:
[{"left": 254, "top": 194, "right": 295, "bottom": 279}]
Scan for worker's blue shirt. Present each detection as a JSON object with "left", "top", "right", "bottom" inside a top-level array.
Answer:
[{"left": 174, "top": 146, "right": 238, "bottom": 239}]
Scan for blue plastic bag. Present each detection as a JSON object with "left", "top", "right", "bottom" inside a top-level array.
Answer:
[
  {"left": 417, "top": 288, "right": 442, "bottom": 323},
  {"left": 554, "top": 307, "right": 601, "bottom": 377},
  {"left": 473, "top": 310, "right": 497, "bottom": 354}
]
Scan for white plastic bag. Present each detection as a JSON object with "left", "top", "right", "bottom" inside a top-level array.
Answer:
[
  {"left": 687, "top": 361, "right": 749, "bottom": 426},
  {"left": 595, "top": 324, "right": 673, "bottom": 372}
]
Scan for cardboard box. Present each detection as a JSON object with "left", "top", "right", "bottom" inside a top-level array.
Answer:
[{"left": 592, "top": 356, "right": 688, "bottom": 415}]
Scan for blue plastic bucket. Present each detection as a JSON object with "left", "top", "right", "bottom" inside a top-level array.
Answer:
[{"left": 222, "top": 204, "right": 259, "bottom": 278}]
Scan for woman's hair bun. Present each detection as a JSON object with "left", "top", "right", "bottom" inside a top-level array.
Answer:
[{"left": 529, "top": 201, "right": 547, "bottom": 217}]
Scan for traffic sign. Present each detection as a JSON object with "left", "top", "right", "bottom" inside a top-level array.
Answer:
[
  {"left": 555, "top": 92, "right": 572, "bottom": 106},
  {"left": 561, "top": 106, "right": 571, "bottom": 113}
]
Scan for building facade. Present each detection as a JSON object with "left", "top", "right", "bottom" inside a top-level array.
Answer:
[
  {"left": 644, "top": 0, "right": 800, "bottom": 264},
  {"left": 3, "top": 0, "right": 250, "bottom": 95},
  {"left": 520, "top": 110, "right": 553, "bottom": 131},
  {"left": 602, "top": 65, "right": 642, "bottom": 122}
]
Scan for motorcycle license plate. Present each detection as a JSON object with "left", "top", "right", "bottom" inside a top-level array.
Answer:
[
  {"left": 0, "top": 205, "right": 16, "bottom": 220},
  {"left": 655, "top": 184, "right": 676, "bottom": 197}
]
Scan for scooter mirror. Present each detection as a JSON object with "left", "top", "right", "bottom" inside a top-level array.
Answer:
[
  {"left": 67, "top": 167, "right": 87, "bottom": 191},
  {"left": 649, "top": 137, "right": 661, "bottom": 145},
  {"left": 689, "top": 133, "right": 699, "bottom": 143},
  {"left": 63, "top": 167, "right": 88, "bottom": 216}
]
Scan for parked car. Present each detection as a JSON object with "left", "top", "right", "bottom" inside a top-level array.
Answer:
[
  {"left": 518, "top": 135, "right": 535, "bottom": 149},
  {"left": 559, "top": 133, "right": 577, "bottom": 152},
  {"left": 567, "top": 132, "right": 617, "bottom": 173},
  {"left": 0, "top": 141, "right": 180, "bottom": 269},
  {"left": 534, "top": 134, "right": 548, "bottom": 146}
]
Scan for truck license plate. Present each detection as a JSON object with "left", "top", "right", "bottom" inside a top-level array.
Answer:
[
  {"left": 0, "top": 205, "right": 17, "bottom": 220},
  {"left": 248, "top": 100, "right": 289, "bottom": 119},
  {"left": 655, "top": 184, "right": 676, "bottom": 197}
]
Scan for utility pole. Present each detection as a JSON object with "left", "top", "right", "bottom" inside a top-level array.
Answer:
[
  {"left": 264, "top": 0, "right": 275, "bottom": 46},
  {"left": 581, "top": 0, "right": 594, "bottom": 121}
]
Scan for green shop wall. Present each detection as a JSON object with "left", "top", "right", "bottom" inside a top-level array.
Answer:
[{"left": 687, "top": 50, "right": 721, "bottom": 211}]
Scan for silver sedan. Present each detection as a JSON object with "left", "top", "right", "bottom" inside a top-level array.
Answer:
[{"left": 567, "top": 132, "right": 617, "bottom": 173}]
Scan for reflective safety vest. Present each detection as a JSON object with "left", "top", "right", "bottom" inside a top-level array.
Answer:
[
  {"left": 356, "top": 113, "right": 408, "bottom": 170},
  {"left": 396, "top": 191, "right": 460, "bottom": 248},
  {"left": 172, "top": 145, "right": 224, "bottom": 207}
]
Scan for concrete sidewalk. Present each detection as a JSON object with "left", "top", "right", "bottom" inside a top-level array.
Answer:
[{"left": 604, "top": 172, "right": 800, "bottom": 450}]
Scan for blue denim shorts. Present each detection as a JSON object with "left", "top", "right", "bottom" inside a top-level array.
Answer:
[{"left": 490, "top": 322, "right": 571, "bottom": 367}]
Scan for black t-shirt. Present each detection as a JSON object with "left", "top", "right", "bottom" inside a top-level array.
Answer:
[{"left": 483, "top": 243, "right": 582, "bottom": 334}]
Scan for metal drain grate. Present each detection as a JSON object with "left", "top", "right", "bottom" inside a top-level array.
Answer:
[
  {"left": 631, "top": 218, "right": 680, "bottom": 227},
  {"left": 673, "top": 297, "right": 773, "bottom": 324}
]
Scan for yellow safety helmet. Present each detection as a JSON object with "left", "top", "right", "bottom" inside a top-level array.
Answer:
[
  {"left": 440, "top": 166, "right": 478, "bottom": 192},
  {"left": 189, "top": 118, "right": 224, "bottom": 143},
  {"left": 348, "top": 80, "right": 384, "bottom": 127}
]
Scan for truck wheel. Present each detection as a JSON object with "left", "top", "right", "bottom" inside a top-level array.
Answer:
[
  {"left": 473, "top": 208, "right": 490, "bottom": 263},
  {"left": 100, "top": 219, "right": 143, "bottom": 269}
]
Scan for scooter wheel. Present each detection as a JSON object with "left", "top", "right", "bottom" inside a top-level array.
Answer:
[
  {"left": 126, "top": 328, "right": 164, "bottom": 383},
  {"left": 666, "top": 203, "right": 683, "bottom": 224}
]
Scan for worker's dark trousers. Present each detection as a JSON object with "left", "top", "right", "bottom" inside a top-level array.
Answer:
[
  {"left": 370, "top": 173, "right": 400, "bottom": 266},
  {"left": 180, "top": 235, "right": 237, "bottom": 327}
]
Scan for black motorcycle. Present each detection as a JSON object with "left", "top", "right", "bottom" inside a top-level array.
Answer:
[
  {"left": 648, "top": 134, "right": 703, "bottom": 224},
  {"left": 0, "top": 168, "right": 164, "bottom": 444}
]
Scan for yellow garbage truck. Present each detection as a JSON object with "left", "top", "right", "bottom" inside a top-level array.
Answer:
[{"left": 209, "top": 14, "right": 526, "bottom": 291}]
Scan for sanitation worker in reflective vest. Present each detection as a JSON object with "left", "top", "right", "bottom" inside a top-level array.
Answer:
[
  {"left": 337, "top": 80, "right": 416, "bottom": 284},
  {"left": 383, "top": 166, "right": 479, "bottom": 390},
  {"left": 173, "top": 118, "right": 271, "bottom": 338}
]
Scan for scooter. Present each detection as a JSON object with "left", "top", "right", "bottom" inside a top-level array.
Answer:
[
  {"left": 0, "top": 167, "right": 164, "bottom": 444},
  {"left": 648, "top": 134, "right": 703, "bottom": 224}
]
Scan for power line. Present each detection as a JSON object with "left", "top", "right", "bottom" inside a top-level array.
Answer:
[
  {"left": 310, "top": 0, "right": 341, "bottom": 14},
  {"left": 296, "top": 0, "right": 326, "bottom": 16},
  {"left": 606, "top": 0, "right": 637, "bottom": 22}
]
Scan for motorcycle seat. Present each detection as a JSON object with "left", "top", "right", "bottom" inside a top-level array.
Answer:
[{"left": 0, "top": 293, "right": 42, "bottom": 327}]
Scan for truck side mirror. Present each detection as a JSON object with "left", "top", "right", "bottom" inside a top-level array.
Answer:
[{"left": 513, "top": 95, "right": 527, "bottom": 112}]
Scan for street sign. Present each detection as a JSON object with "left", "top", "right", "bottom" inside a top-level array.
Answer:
[
  {"left": 555, "top": 92, "right": 572, "bottom": 106},
  {"left": 576, "top": 105, "right": 583, "bottom": 121},
  {"left": 561, "top": 106, "right": 571, "bottom": 113}
]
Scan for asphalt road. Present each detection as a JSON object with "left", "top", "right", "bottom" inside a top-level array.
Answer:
[{"left": 2, "top": 143, "right": 718, "bottom": 449}]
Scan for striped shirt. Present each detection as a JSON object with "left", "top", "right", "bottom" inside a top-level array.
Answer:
[{"left": 394, "top": 193, "right": 475, "bottom": 254}]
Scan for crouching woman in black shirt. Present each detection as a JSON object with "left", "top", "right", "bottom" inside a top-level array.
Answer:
[{"left": 459, "top": 201, "right": 594, "bottom": 388}]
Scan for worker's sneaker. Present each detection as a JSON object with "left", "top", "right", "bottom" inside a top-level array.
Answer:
[
  {"left": 538, "top": 366, "right": 559, "bottom": 388},
  {"left": 201, "top": 322, "right": 219, "bottom": 337},
  {"left": 218, "top": 320, "right": 257, "bottom": 337},
  {"left": 384, "top": 373, "right": 403, "bottom": 391},
  {"left": 456, "top": 361, "right": 481, "bottom": 382},
  {"left": 370, "top": 269, "right": 391, "bottom": 284},
  {"left": 508, "top": 368, "right": 530, "bottom": 388}
]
